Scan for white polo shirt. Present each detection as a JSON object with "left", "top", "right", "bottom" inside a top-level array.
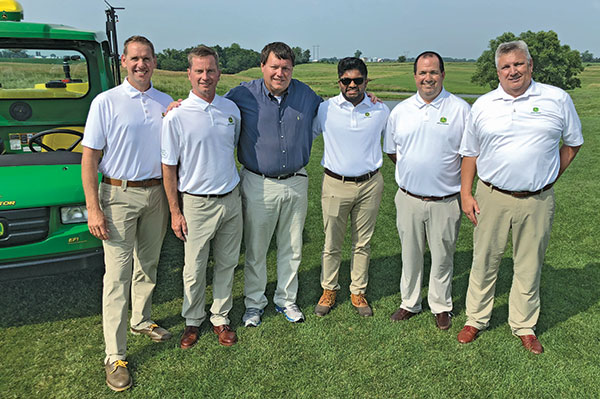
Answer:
[
  {"left": 82, "top": 78, "right": 173, "bottom": 180},
  {"left": 161, "top": 92, "right": 241, "bottom": 195},
  {"left": 384, "top": 88, "right": 470, "bottom": 197},
  {"left": 313, "top": 93, "right": 389, "bottom": 176},
  {"left": 460, "top": 80, "right": 583, "bottom": 191}
]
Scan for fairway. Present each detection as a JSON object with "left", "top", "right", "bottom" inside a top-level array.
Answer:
[{"left": 1, "top": 63, "right": 599, "bottom": 398}]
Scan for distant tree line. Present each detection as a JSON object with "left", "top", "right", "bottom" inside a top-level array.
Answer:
[
  {"left": 581, "top": 50, "right": 600, "bottom": 63},
  {"left": 157, "top": 44, "right": 311, "bottom": 74}
]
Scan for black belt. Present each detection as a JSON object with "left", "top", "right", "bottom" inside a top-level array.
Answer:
[
  {"left": 184, "top": 188, "right": 234, "bottom": 199},
  {"left": 324, "top": 168, "right": 379, "bottom": 183},
  {"left": 481, "top": 180, "right": 554, "bottom": 198},
  {"left": 246, "top": 167, "right": 307, "bottom": 180},
  {"left": 102, "top": 176, "right": 162, "bottom": 188},
  {"left": 400, "top": 187, "right": 459, "bottom": 201}
]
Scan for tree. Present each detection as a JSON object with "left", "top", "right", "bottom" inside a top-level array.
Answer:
[
  {"left": 292, "top": 47, "right": 311, "bottom": 65},
  {"left": 397, "top": 55, "right": 407, "bottom": 63},
  {"left": 581, "top": 50, "right": 595, "bottom": 63},
  {"left": 354, "top": 50, "right": 362, "bottom": 58},
  {"left": 471, "top": 30, "right": 584, "bottom": 90}
]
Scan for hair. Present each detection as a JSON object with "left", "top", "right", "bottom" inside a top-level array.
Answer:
[
  {"left": 187, "top": 45, "right": 220, "bottom": 68},
  {"left": 495, "top": 40, "right": 531, "bottom": 69},
  {"left": 123, "top": 35, "right": 155, "bottom": 57},
  {"left": 414, "top": 51, "right": 444, "bottom": 74},
  {"left": 260, "top": 42, "right": 295, "bottom": 66},
  {"left": 337, "top": 57, "right": 368, "bottom": 78}
]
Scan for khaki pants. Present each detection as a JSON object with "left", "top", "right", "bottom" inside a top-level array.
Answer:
[
  {"left": 100, "top": 183, "right": 168, "bottom": 364},
  {"left": 395, "top": 189, "right": 461, "bottom": 314},
  {"left": 465, "top": 180, "right": 555, "bottom": 336},
  {"left": 181, "top": 187, "right": 242, "bottom": 327},
  {"left": 240, "top": 167, "right": 308, "bottom": 309},
  {"left": 321, "top": 172, "right": 383, "bottom": 294}
]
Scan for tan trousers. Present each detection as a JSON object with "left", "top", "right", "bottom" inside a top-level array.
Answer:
[
  {"left": 99, "top": 183, "right": 168, "bottom": 364},
  {"left": 321, "top": 172, "right": 383, "bottom": 294},
  {"left": 181, "top": 187, "right": 242, "bottom": 327},
  {"left": 465, "top": 180, "right": 555, "bottom": 336},
  {"left": 240, "top": 167, "right": 308, "bottom": 309},
  {"left": 395, "top": 189, "right": 461, "bottom": 314}
]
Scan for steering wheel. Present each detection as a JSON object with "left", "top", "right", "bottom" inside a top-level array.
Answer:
[{"left": 28, "top": 128, "right": 84, "bottom": 152}]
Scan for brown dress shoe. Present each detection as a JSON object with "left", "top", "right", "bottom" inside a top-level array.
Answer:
[
  {"left": 390, "top": 307, "right": 418, "bottom": 321},
  {"left": 105, "top": 360, "right": 132, "bottom": 392},
  {"left": 213, "top": 324, "right": 237, "bottom": 346},
  {"left": 351, "top": 293, "right": 373, "bottom": 317},
  {"left": 519, "top": 334, "right": 544, "bottom": 354},
  {"left": 315, "top": 289, "right": 337, "bottom": 317},
  {"left": 435, "top": 312, "right": 452, "bottom": 330},
  {"left": 180, "top": 326, "right": 200, "bottom": 349},
  {"left": 131, "top": 323, "right": 172, "bottom": 342},
  {"left": 457, "top": 325, "right": 480, "bottom": 343}
]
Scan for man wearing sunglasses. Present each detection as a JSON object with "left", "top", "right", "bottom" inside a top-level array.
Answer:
[
  {"left": 312, "top": 57, "right": 390, "bottom": 317},
  {"left": 384, "top": 51, "right": 470, "bottom": 330}
]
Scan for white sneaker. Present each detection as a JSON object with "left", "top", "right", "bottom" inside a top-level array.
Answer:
[
  {"left": 242, "top": 307, "right": 264, "bottom": 327},
  {"left": 275, "top": 303, "right": 305, "bottom": 323}
]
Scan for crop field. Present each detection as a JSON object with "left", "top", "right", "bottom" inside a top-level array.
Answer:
[{"left": 1, "top": 63, "right": 599, "bottom": 398}]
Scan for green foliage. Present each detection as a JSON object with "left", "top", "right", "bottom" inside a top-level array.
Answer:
[
  {"left": 354, "top": 49, "right": 362, "bottom": 58},
  {"left": 397, "top": 55, "right": 407, "bottom": 63},
  {"left": 581, "top": 50, "right": 598, "bottom": 63},
  {"left": 471, "top": 30, "right": 584, "bottom": 90},
  {"left": 157, "top": 43, "right": 261, "bottom": 74},
  {"left": 292, "top": 46, "right": 311, "bottom": 64}
]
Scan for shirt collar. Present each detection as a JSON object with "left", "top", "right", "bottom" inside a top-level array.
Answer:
[
  {"left": 414, "top": 87, "right": 448, "bottom": 109},
  {"left": 492, "top": 79, "right": 539, "bottom": 101},
  {"left": 261, "top": 78, "right": 292, "bottom": 101},
  {"left": 187, "top": 91, "right": 223, "bottom": 110},
  {"left": 332, "top": 92, "right": 373, "bottom": 109},
  {"left": 122, "top": 77, "right": 158, "bottom": 99}
]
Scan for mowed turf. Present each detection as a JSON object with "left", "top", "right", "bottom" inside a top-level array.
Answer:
[{"left": 1, "top": 64, "right": 599, "bottom": 398}]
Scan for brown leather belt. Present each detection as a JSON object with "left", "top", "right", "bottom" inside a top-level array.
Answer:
[
  {"left": 481, "top": 180, "right": 554, "bottom": 198},
  {"left": 184, "top": 189, "right": 234, "bottom": 199},
  {"left": 101, "top": 176, "right": 162, "bottom": 188},
  {"left": 246, "top": 167, "right": 307, "bottom": 180},
  {"left": 324, "top": 168, "right": 379, "bottom": 183},
  {"left": 400, "top": 187, "right": 459, "bottom": 201}
]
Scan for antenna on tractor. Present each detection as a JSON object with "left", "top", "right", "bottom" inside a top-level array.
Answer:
[{"left": 104, "top": 0, "right": 124, "bottom": 84}]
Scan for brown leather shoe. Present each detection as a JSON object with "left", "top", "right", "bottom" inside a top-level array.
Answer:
[
  {"left": 180, "top": 326, "right": 200, "bottom": 349},
  {"left": 315, "top": 289, "right": 337, "bottom": 317},
  {"left": 213, "top": 324, "right": 237, "bottom": 346},
  {"left": 457, "top": 325, "right": 480, "bottom": 343},
  {"left": 390, "top": 307, "right": 418, "bottom": 321},
  {"left": 435, "top": 312, "right": 452, "bottom": 330},
  {"left": 105, "top": 360, "right": 132, "bottom": 392},
  {"left": 351, "top": 293, "right": 373, "bottom": 317},
  {"left": 519, "top": 334, "right": 544, "bottom": 354},
  {"left": 130, "top": 323, "right": 172, "bottom": 342}
]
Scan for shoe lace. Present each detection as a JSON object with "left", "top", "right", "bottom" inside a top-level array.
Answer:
[
  {"left": 353, "top": 294, "right": 368, "bottom": 307},
  {"left": 319, "top": 291, "right": 336, "bottom": 306},
  {"left": 110, "top": 360, "right": 128, "bottom": 374},
  {"left": 246, "top": 308, "right": 262, "bottom": 317},
  {"left": 149, "top": 323, "right": 158, "bottom": 330},
  {"left": 287, "top": 303, "right": 301, "bottom": 314}
]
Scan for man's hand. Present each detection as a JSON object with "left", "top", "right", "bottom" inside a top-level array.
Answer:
[
  {"left": 171, "top": 212, "right": 188, "bottom": 242},
  {"left": 461, "top": 193, "right": 480, "bottom": 226},
  {"left": 164, "top": 99, "right": 183, "bottom": 115},
  {"left": 366, "top": 92, "right": 382, "bottom": 104},
  {"left": 88, "top": 208, "right": 109, "bottom": 240}
]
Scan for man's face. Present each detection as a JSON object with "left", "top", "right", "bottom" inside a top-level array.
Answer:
[
  {"left": 188, "top": 55, "right": 220, "bottom": 102},
  {"left": 338, "top": 69, "right": 367, "bottom": 106},
  {"left": 496, "top": 50, "right": 533, "bottom": 97},
  {"left": 414, "top": 55, "right": 445, "bottom": 103},
  {"left": 261, "top": 52, "right": 293, "bottom": 96},
  {"left": 121, "top": 42, "right": 156, "bottom": 92}
]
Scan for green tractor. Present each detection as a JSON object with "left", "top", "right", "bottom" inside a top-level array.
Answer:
[{"left": 0, "top": 0, "right": 122, "bottom": 278}]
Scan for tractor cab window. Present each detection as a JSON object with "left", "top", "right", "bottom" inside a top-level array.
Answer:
[{"left": 0, "top": 48, "right": 89, "bottom": 99}]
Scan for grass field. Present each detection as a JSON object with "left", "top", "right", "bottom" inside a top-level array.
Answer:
[{"left": 1, "top": 64, "right": 599, "bottom": 398}]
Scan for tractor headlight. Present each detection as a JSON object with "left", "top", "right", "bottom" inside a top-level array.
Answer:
[{"left": 60, "top": 205, "right": 88, "bottom": 224}]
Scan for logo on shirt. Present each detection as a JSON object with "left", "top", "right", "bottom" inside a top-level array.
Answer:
[
  {"left": 364, "top": 112, "right": 371, "bottom": 117},
  {"left": 531, "top": 106, "right": 541, "bottom": 114},
  {"left": 161, "top": 149, "right": 168, "bottom": 158},
  {"left": 437, "top": 116, "right": 449, "bottom": 125},
  {"left": 228, "top": 116, "right": 234, "bottom": 125}
]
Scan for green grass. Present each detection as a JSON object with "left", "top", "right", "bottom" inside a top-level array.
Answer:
[{"left": 1, "top": 63, "right": 599, "bottom": 398}]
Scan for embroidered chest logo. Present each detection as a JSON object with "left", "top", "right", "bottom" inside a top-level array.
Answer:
[
  {"left": 531, "top": 106, "right": 541, "bottom": 114},
  {"left": 227, "top": 116, "right": 235, "bottom": 125},
  {"left": 364, "top": 112, "right": 371, "bottom": 118},
  {"left": 437, "top": 116, "right": 449, "bottom": 125}
]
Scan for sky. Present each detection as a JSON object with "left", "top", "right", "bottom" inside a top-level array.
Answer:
[{"left": 17, "top": 0, "right": 600, "bottom": 60}]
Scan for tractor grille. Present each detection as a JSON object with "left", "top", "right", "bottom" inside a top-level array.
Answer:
[{"left": 0, "top": 208, "right": 49, "bottom": 248}]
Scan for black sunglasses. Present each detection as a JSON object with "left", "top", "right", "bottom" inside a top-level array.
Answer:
[{"left": 338, "top": 77, "right": 365, "bottom": 85}]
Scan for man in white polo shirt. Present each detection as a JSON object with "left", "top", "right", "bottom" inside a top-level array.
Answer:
[
  {"left": 161, "top": 46, "right": 242, "bottom": 349},
  {"left": 82, "top": 35, "right": 173, "bottom": 391},
  {"left": 457, "top": 40, "right": 583, "bottom": 354},
  {"left": 312, "top": 57, "right": 389, "bottom": 317},
  {"left": 384, "top": 51, "right": 469, "bottom": 330}
]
